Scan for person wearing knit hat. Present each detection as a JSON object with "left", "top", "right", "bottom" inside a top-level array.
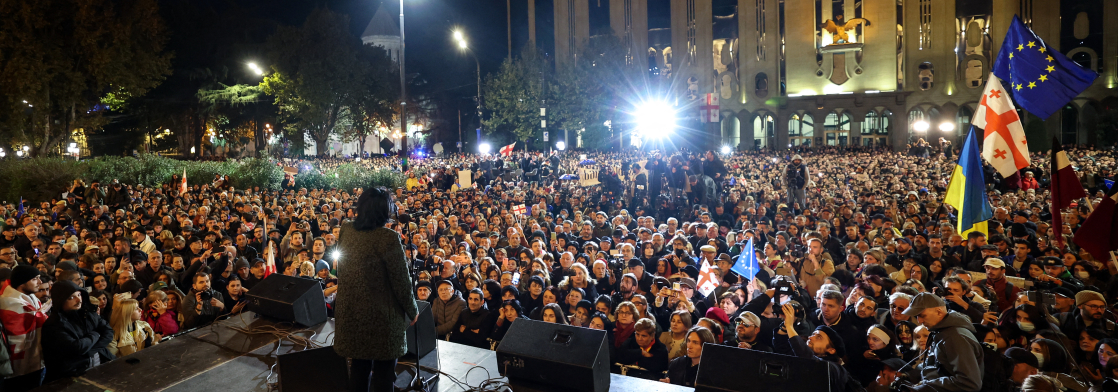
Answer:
[
  {"left": 41, "top": 280, "right": 115, "bottom": 383},
  {"left": 1060, "top": 290, "right": 1116, "bottom": 338},
  {"left": 776, "top": 302, "right": 856, "bottom": 392},
  {"left": 1, "top": 264, "right": 49, "bottom": 388}
]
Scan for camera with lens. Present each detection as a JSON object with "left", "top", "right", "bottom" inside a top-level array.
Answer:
[
  {"left": 932, "top": 287, "right": 948, "bottom": 298},
  {"left": 1026, "top": 290, "right": 1056, "bottom": 309},
  {"left": 198, "top": 288, "right": 217, "bottom": 303},
  {"left": 773, "top": 278, "right": 800, "bottom": 303}
]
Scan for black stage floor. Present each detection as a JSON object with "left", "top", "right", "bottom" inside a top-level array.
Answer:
[{"left": 33, "top": 312, "right": 692, "bottom": 392}]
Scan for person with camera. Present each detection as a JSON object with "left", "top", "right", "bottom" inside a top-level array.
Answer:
[
  {"left": 1035, "top": 257, "right": 1085, "bottom": 293},
  {"left": 775, "top": 302, "right": 862, "bottom": 392},
  {"left": 895, "top": 292, "right": 984, "bottom": 392},
  {"left": 939, "top": 277, "right": 985, "bottom": 324},
  {"left": 974, "top": 258, "right": 1021, "bottom": 316},
  {"left": 783, "top": 155, "right": 809, "bottom": 214},
  {"left": 180, "top": 272, "right": 224, "bottom": 329}
]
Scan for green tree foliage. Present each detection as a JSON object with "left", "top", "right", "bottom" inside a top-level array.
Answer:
[
  {"left": 261, "top": 9, "right": 398, "bottom": 157},
  {"left": 338, "top": 46, "right": 400, "bottom": 156},
  {"left": 481, "top": 49, "right": 548, "bottom": 146},
  {"left": 483, "top": 38, "right": 632, "bottom": 150},
  {"left": 0, "top": 0, "right": 172, "bottom": 156}
]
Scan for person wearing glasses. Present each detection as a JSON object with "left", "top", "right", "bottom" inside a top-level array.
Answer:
[
  {"left": 0, "top": 246, "right": 17, "bottom": 268},
  {"left": 1057, "top": 290, "right": 1115, "bottom": 339},
  {"left": 728, "top": 311, "right": 772, "bottom": 352}
]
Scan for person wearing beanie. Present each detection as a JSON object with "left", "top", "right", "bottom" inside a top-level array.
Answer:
[
  {"left": 0, "top": 265, "right": 49, "bottom": 390},
  {"left": 41, "top": 280, "right": 114, "bottom": 383},
  {"left": 775, "top": 302, "right": 858, "bottom": 392},
  {"left": 1058, "top": 290, "right": 1116, "bottom": 338}
]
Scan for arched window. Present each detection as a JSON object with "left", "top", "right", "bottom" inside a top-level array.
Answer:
[
  {"left": 1061, "top": 105, "right": 1079, "bottom": 145},
  {"left": 789, "top": 113, "right": 814, "bottom": 147},
  {"left": 956, "top": 106, "right": 973, "bottom": 138},
  {"left": 753, "top": 113, "right": 775, "bottom": 149},
  {"left": 862, "top": 111, "right": 878, "bottom": 135},
  {"left": 824, "top": 111, "right": 851, "bottom": 146}
]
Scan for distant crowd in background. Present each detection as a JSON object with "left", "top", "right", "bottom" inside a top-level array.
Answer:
[{"left": 1, "top": 143, "right": 1117, "bottom": 391}]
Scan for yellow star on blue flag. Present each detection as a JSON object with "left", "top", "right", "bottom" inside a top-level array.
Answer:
[{"left": 993, "top": 15, "right": 1098, "bottom": 119}]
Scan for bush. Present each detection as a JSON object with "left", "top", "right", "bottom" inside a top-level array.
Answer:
[{"left": 0, "top": 155, "right": 400, "bottom": 203}]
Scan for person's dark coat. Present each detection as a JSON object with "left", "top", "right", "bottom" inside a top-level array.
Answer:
[
  {"left": 914, "top": 312, "right": 984, "bottom": 392},
  {"left": 41, "top": 309, "right": 114, "bottom": 382},
  {"left": 333, "top": 224, "right": 419, "bottom": 361},
  {"left": 616, "top": 336, "right": 669, "bottom": 380},
  {"left": 451, "top": 304, "right": 492, "bottom": 349},
  {"left": 666, "top": 355, "right": 700, "bottom": 387},
  {"left": 776, "top": 333, "right": 861, "bottom": 392}
]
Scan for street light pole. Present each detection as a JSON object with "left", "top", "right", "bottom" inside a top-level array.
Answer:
[
  {"left": 453, "top": 31, "right": 483, "bottom": 149},
  {"left": 399, "top": 0, "right": 408, "bottom": 169}
]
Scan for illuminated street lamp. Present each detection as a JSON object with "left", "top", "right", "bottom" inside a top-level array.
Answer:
[
  {"left": 938, "top": 122, "right": 955, "bottom": 133},
  {"left": 247, "top": 62, "right": 264, "bottom": 76}
]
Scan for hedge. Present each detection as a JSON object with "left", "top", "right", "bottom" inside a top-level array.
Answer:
[{"left": 0, "top": 155, "right": 404, "bottom": 204}]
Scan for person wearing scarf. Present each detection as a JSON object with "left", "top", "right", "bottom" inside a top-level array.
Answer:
[{"left": 613, "top": 302, "right": 638, "bottom": 349}]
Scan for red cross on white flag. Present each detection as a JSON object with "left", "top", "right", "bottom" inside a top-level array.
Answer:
[
  {"left": 700, "top": 94, "right": 719, "bottom": 123},
  {"left": 696, "top": 259, "right": 720, "bottom": 297},
  {"left": 974, "top": 74, "right": 1030, "bottom": 178},
  {"left": 513, "top": 204, "right": 527, "bottom": 215},
  {"left": 499, "top": 143, "right": 516, "bottom": 157}
]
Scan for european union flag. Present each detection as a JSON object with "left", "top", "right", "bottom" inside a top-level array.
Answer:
[
  {"left": 992, "top": 15, "right": 1098, "bottom": 119},
  {"left": 731, "top": 237, "right": 759, "bottom": 279}
]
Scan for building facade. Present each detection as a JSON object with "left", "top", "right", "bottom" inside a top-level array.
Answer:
[{"left": 530, "top": 0, "right": 1118, "bottom": 151}]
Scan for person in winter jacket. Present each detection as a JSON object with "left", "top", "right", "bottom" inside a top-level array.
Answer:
[
  {"left": 41, "top": 281, "right": 114, "bottom": 383},
  {"left": 0, "top": 265, "right": 49, "bottom": 390},
  {"left": 451, "top": 288, "right": 493, "bottom": 349},
  {"left": 108, "top": 299, "right": 158, "bottom": 356},
  {"left": 900, "top": 293, "right": 984, "bottom": 392},
  {"left": 143, "top": 291, "right": 179, "bottom": 337},
  {"left": 432, "top": 280, "right": 466, "bottom": 339}
]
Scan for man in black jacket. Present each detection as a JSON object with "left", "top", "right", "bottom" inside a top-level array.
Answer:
[
  {"left": 774, "top": 303, "right": 862, "bottom": 392},
  {"left": 41, "top": 281, "right": 114, "bottom": 383},
  {"left": 451, "top": 288, "right": 493, "bottom": 349}
]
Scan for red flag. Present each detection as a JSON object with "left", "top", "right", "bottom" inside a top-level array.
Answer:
[
  {"left": 1050, "top": 139, "right": 1086, "bottom": 247},
  {"left": 974, "top": 74, "right": 1030, "bottom": 178},
  {"left": 1073, "top": 188, "right": 1118, "bottom": 263},
  {"left": 499, "top": 143, "right": 515, "bottom": 157},
  {"left": 263, "top": 241, "right": 277, "bottom": 277},
  {"left": 180, "top": 168, "right": 188, "bottom": 194},
  {"left": 696, "top": 260, "right": 720, "bottom": 297}
]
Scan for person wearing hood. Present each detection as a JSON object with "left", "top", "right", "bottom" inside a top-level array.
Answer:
[
  {"left": 898, "top": 292, "right": 983, "bottom": 392},
  {"left": 451, "top": 288, "right": 492, "bottom": 349},
  {"left": 1030, "top": 338, "right": 1090, "bottom": 392},
  {"left": 783, "top": 154, "right": 809, "bottom": 213},
  {"left": 432, "top": 280, "right": 465, "bottom": 339},
  {"left": 41, "top": 280, "right": 114, "bottom": 383}
]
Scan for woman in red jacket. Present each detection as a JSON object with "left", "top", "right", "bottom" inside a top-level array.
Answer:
[
  {"left": 143, "top": 290, "right": 179, "bottom": 337},
  {"left": 1021, "top": 171, "right": 1040, "bottom": 190}
]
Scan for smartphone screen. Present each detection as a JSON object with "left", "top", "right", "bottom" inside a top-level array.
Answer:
[{"left": 512, "top": 272, "right": 521, "bottom": 285}]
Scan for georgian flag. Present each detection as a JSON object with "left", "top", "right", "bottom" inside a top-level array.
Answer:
[
  {"left": 499, "top": 143, "right": 516, "bottom": 157},
  {"left": 973, "top": 73, "right": 1031, "bottom": 178},
  {"left": 696, "top": 260, "right": 720, "bottom": 297},
  {"left": 512, "top": 204, "right": 527, "bottom": 215}
]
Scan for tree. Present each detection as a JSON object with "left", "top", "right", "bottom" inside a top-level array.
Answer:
[
  {"left": 482, "top": 49, "right": 548, "bottom": 147},
  {"left": 197, "top": 83, "right": 275, "bottom": 156},
  {"left": 261, "top": 9, "right": 376, "bottom": 156},
  {"left": 338, "top": 45, "right": 399, "bottom": 156},
  {"left": 0, "top": 0, "right": 172, "bottom": 156}
]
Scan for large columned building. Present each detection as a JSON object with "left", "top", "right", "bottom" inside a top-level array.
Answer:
[{"left": 522, "top": 0, "right": 1118, "bottom": 151}]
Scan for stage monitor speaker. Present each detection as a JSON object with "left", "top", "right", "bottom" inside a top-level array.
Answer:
[
  {"left": 277, "top": 346, "right": 348, "bottom": 392},
  {"left": 405, "top": 300, "right": 436, "bottom": 358},
  {"left": 495, "top": 319, "right": 609, "bottom": 392},
  {"left": 694, "top": 344, "right": 833, "bottom": 392},
  {"left": 247, "top": 274, "right": 327, "bottom": 326}
]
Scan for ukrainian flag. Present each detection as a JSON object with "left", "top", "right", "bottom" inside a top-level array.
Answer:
[{"left": 945, "top": 127, "right": 993, "bottom": 236}]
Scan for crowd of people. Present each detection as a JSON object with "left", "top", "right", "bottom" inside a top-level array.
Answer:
[{"left": 0, "top": 142, "right": 1116, "bottom": 392}]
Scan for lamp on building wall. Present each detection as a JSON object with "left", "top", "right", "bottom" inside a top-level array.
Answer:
[
  {"left": 912, "top": 121, "right": 930, "bottom": 133},
  {"left": 938, "top": 122, "right": 955, "bottom": 133},
  {"left": 634, "top": 101, "right": 676, "bottom": 139}
]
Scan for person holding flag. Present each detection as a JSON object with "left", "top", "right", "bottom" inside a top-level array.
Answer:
[
  {"left": 1049, "top": 139, "right": 1087, "bottom": 248},
  {"left": 944, "top": 127, "right": 994, "bottom": 237}
]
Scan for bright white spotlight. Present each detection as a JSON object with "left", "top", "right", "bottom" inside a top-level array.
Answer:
[
  {"left": 634, "top": 101, "right": 676, "bottom": 139},
  {"left": 720, "top": 145, "right": 732, "bottom": 155},
  {"left": 478, "top": 143, "right": 491, "bottom": 155},
  {"left": 938, "top": 122, "right": 955, "bottom": 133},
  {"left": 913, "top": 120, "right": 930, "bottom": 132},
  {"left": 555, "top": 141, "right": 566, "bottom": 151},
  {"left": 453, "top": 31, "right": 463, "bottom": 41},
  {"left": 332, "top": 250, "right": 340, "bottom": 260},
  {"left": 458, "top": 40, "right": 467, "bottom": 49}
]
